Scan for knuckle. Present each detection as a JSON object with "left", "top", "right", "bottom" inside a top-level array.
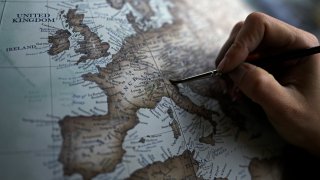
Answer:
[
  {"left": 281, "top": 102, "right": 306, "bottom": 124},
  {"left": 223, "top": 42, "right": 243, "bottom": 60},
  {"left": 250, "top": 73, "right": 268, "bottom": 91},
  {"left": 245, "top": 68, "right": 273, "bottom": 97},
  {"left": 231, "top": 41, "right": 245, "bottom": 51},
  {"left": 225, "top": 41, "right": 249, "bottom": 59}
]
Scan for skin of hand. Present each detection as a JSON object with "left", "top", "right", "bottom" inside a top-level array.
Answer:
[{"left": 216, "top": 12, "right": 320, "bottom": 156}]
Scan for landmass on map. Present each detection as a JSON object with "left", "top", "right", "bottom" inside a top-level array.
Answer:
[
  {"left": 107, "top": 0, "right": 155, "bottom": 22},
  {"left": 127, "top": 150, "right": 200, "bottom": 179},
  {"left": 199, "top": 132, "right": 215, "bottom": 146},
  {"left": 167, "top": 108, "right": 181, "bottom": 139},
  {"left": 138, "top": 137, "right": 145, "bottom": 143},
  {"left": 47, "top": 0, "right": 284, "bottom": 179},
  {"left": 64, "top": 9, "right": 110, "bottom": 64},
  {"left": 54, "top": 4, "right": 219, "bottom": 179},
  {"left": 48, "top": 29, "right": 71, "bottom": 55},
  {"left": 169, "top": 119, "right": 181, "bottom": 139}
]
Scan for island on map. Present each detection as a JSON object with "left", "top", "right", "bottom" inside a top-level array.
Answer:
[
  {"left": 168, "top": 108, "right": 181, "bottom": 139},
  {"left": 169, "top": 119, "right": 181, "bottom": 140},
  {"left": 64, "top": 9, "right": 110, "bottom": 64},
  {"left": 48, "top": 29, "right": 71, "bottom": 55},
  {"left": 128, "top": 150, "right": 200, "bottom": 179},
  {"left": 199, "top": 133, "right": 215, "bottom": 146}
]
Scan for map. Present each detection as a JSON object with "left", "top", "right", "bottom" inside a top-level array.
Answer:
[{"left": 0, "top": 0, "right": 285, "bottom": 179}]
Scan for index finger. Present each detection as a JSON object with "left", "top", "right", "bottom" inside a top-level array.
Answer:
[{"left": 217, "top": 12, "right": 319, "bottom": 73}]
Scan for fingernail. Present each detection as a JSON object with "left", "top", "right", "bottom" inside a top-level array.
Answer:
[{"left": 228, "top": 64, "right": 248, "bottom": 85}]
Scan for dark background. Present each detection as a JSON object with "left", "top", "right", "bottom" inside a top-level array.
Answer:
[{"left": 245, "top": 0, "right": 320, "bottom": 37}]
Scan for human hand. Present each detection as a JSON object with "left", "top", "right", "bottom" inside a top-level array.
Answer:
[{"left": 216, "top": 12, "right": 320, "bottom": 155}]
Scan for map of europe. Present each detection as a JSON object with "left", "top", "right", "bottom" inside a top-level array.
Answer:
[{"left": 0, "top": 0, "right": 284, "bottom": 179}]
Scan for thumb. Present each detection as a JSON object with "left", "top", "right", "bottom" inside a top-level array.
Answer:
[{"left": 228, "top": 63, "right": 290, "bottom": 111}]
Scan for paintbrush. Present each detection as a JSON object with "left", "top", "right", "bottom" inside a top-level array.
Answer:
[{"left": 170, "top": 46, "right": 320, "bottom": 84}]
